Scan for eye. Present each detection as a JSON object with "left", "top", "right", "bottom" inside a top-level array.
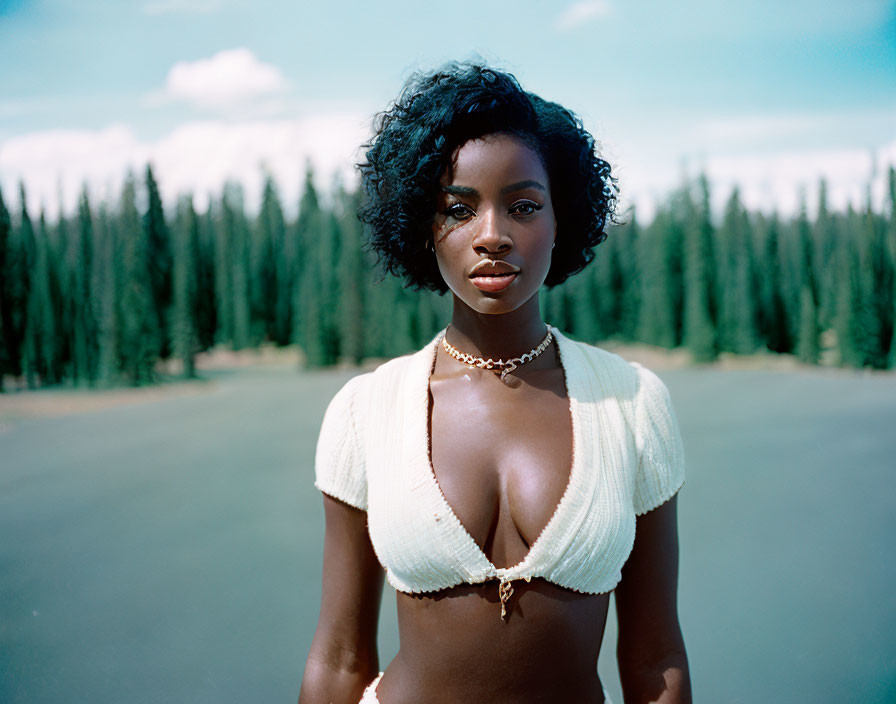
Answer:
[
  {"left": 510, "top": 200, "right": 543, "bottom": 217},
  {"left": 444, "top": 203, "right": 475, "bottom": 221}
]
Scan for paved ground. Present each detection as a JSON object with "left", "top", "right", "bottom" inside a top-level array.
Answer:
[{"left": 1, "top": 362, "right": 894, "bottom": 703}]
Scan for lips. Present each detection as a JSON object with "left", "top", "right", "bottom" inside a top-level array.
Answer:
[
  {"left": 468, "top": 259, "right": 521, "bottom": 293},
  {"left": 469, "top": 271, "right": 518, "bottom": 292},
  {"left": 469, "top": 259, "right": 520, "bottom": 278}
]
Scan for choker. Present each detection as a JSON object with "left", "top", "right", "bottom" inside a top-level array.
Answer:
[{"left": 440, "top": 327, "right": 554, "bottom": 381}]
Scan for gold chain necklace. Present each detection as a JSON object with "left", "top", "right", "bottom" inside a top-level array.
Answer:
[{"left": 440, "top": 327, "right": 554, "bottom": 381}]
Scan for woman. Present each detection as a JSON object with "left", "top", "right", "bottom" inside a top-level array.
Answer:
[{"left": 299, "top": 62, "right": 691, "bottom": 704}]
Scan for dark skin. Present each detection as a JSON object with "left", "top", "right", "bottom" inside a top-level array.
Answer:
[{"left": 299, "top": 134, "right": 691, "bottom": 703}]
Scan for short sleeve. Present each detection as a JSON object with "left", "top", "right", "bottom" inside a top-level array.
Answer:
[
  {"left": 630, "top": 362, "right": 686, "bottom": 515},
  {"left": 313, "top": 375, "right": 367, "bottom": 510}
]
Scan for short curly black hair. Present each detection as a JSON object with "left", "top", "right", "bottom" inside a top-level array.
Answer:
[{"left": 357, "top": 61, "right": 618, "bottom": 293}]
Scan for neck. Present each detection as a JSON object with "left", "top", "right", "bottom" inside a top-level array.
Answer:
[{"left": 446, "top": 293, "right": 549, "bottom": 359}]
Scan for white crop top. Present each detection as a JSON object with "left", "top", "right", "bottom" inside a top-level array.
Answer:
[{"left": 313, "top": 326, "right": 685, "bottom": 598}]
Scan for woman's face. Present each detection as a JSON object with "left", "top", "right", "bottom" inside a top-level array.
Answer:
[{"left": 432, "top": 132, "right": 556, "bottom": 315}]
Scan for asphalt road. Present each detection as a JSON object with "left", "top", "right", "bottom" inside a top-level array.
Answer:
[{"left": 1, "top": 363, "right": 894, "bottom": 703}]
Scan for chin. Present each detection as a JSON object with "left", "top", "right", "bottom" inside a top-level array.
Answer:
[
  {"left": 454, "top": 283, "right": 539, "bottom": 316},
  {"left": 469, "top": 299, "right": 523, "bottom": 315}
]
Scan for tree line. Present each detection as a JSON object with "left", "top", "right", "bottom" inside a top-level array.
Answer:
[{"left": 0, "top": 165, "right": 894, "bottom": 391}]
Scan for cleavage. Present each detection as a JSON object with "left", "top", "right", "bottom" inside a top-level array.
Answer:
[{"left": 428, "top": 369, "right": 573, "bottom": 570}]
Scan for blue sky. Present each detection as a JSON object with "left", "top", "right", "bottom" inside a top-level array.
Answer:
[{"left": 1, "top": 0, "right": 894, "bottom": 218}]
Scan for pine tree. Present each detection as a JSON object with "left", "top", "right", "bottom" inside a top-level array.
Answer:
[
  {"left": 118, "top": 174, "right": 157, "bottom": 385},
  {"left": 833, "top": 207, "right": 853, "bottom": 366},
  {"left": 360, "top": 258, "right": 418, "bottom": 359},
  {"left": 415, "top": 290, "right": 448, "bottom": 346},
  {"left": 835, "top": 204, "right": 879, "bottom": 367},
  {"left": 542, "top": 283, "right": 571, "bottom": 335},
  {"left": 567, "top": 265, "right": 600, "bottom": 343},
  {"left": 195, "top": 207, "right": 218, "bottom": 351},
  {"left": 144, "top": 165, "right": 173, "bottom": 358},
  {"left": 887, "top": 167, "right": 896, "bottom": 368},
  {"left": 213, "top": 198, "right": 233, "bottom": 347},
  {"left": 870, "top": 175, "right": 895, "bottom": 368},
  {"left": 591, "top": 225, "right": 623, "bottom": 339},
  {"left": 864, "top": 188, "right": 893, "bottom": 368},
  {"left": 254, "top": 175, "right": 284, "bottom": 344},
  {"left": 616, "top": 212, "right": 642, "bottom": 342},
  {"left": 22, "top": 214, "right": 61, "bottom": 387},
  {"left": 8, "top": 167, "right": 895, "bottom": 379},
  {"left": 295, "top": 274, "right": 323, "bottom": 367},
  {"left": 796, "top": 283, "right": 819, "bottom": 364},
  {"left": 759, "top": 213, "right": 791, "bottom": 353},
  {"left": 637, "top": 211, "right": 676, "bottom": 347},
  {"left": 293, "top": 168, "right": 329, "bottom": 366},
  {"left": 172, "top": 196, "right": 201, "bottom": 377},
  {"left": 71, "top": 188, "right": 98, "bottom": 385},
  {"left": 336, "top": 187, "right": 365, "bottom": 363},
  {"left": 794, "top": 195, "right": 820, "bottom": 361},
  {"left": 388, "top": 281, "right": 417, "bottom": 356},
  {"left": 296, "top": 259, "right": 331, "bottom": 366},
  {"left": 319, "top": 210, "right": 343, "bottom": 362},
  {"left": 361, "top": 252, "right": 398, "bottom": 359},
  {"left": 717, "top": 188, "right": 759, "bottom": 354},
  {"left": 682, "top": 176, "right": 717, "bottom": 361},
  {"left": 50, "top": 212, "right": 77, "bottom": 382},
  {"left": 49, "top": 214, "right": 69, "bottom": 383},
  {"left": 221, "top": 183, "right": 251, "bottom": 351},
  {"left": 0, "top": 186, "right": 13, "bottom": 390},
  {"left": 666, "top": 191, "right": 687, "bottom": 347},
  {"left": 15, "top": 187, "right": 37, "bottom": 386},
  {"left": 814, "top": 180, "right": 839, "bottom": 331},
  {"left": 94, "top": 203, "right": 120, "bottom": 386},
  {"left": 287, "top": 164, "right": 320, "bottom": 352}
]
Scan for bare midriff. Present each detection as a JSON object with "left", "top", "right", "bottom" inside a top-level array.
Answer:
[{"left": 374, "top": 580, "right": 610, "bottom": 704}]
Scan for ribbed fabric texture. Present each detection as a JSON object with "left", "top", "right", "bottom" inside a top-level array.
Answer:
[
  {"left": 313, "top": 326, "right": 685, "bottom": 595},
  {"left": 630, "top": 361, "right": 687, "bottom": 515},
  {"left": 313, "top": 374, "right": 368, "bottom": 510}
]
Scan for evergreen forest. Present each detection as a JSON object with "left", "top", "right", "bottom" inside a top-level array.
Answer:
[{"left": 1, "top": 164, "right": 895, "bottom": 391}]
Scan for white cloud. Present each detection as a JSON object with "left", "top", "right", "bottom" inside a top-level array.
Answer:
[
  {"left": 0, "top": 113, "right": 369, "bottom": 219},
  {"left": 554, "top": 0, "right": 612, "bottom": 32},
  {"left": 154, "top": 48, "right": 289, "bottom": 111},
  {"left": 592, "top": 103, "right": 896, "bottom": 220},
  {"left": 142, "top": 0, "right": 224, "bottom": 15},
  {"left": 2, "top": 111, "right": 892, "bottom": 225},
  {"left": 703, "top": 145, "right": 893, "bottom": 217},
  {"left": 0, "top": 125, "right": 148, "bottom": 214},
  {"left": 694, "top": 114, "right": 817, "bottom": 143},
  {"left": 612, "top": 141, "right": 895, "bottom": 222},
  {"left": 690, "top": 106, "right": 896, "bottom": 150}
]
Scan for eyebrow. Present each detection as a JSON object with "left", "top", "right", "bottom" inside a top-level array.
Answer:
[
  {"left": 440, "top": 180, "right": 546, "bottom": 197},
  {"left": 441, "top": 185, "right": 477, "bottom": 196},
  {"left": 501, "top": 179, "right": 546, "bottom": 194}
]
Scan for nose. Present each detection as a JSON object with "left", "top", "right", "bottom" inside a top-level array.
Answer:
[{"left": 471, "top": 208, "right": 512, "bottom": 255}]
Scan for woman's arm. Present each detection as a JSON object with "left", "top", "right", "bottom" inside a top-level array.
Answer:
[
  {"left": 298, "top": 493, "right": 384, "bottom": 704},
  {"left": 614, "top": 495, "right": 691, "bottom": 703}
]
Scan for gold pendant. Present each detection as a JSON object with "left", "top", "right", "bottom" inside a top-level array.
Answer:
[
  {"left": 499, "top": 579, "right": 514, "bottom": 620},
  {"left": 499, "top": 361, "right": 518, "bottom": 381}
]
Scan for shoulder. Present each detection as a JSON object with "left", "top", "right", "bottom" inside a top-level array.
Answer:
[
  {"left": 322, "top": 370, "right": 372, "bottom": 420},
  {"left": 314, "top": 372, "right": 374, "bottom": 510},
  {"left": 552, "top": 330, "right": 685, "bottom": 514},
  {"left": 555, "top": 331, "right": 677, "bottom": 426},
  {"left": 362, "top": 333, "right": 442, "bottom": 391},
  {"left": 555, "top": 331, "right": 642, "bottom": 398},
  {"left": 326, "top": 335, "right": 441, "bottom": 416},
  {"left": 577, "top": 340, "right": 639, "bottom": 378}
]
